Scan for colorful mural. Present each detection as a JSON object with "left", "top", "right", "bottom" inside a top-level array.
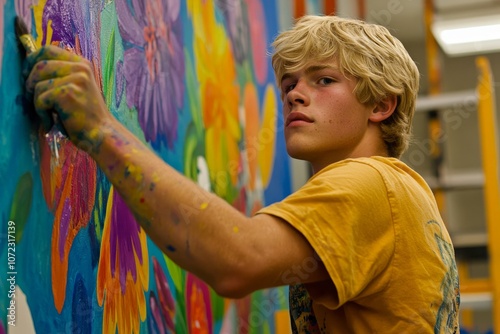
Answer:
[{"left": 0, "top": 0, "right": 292, "bottom": 332}]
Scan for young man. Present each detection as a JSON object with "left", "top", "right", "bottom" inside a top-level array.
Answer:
[{"left": 25, "top": 14, "right": 459, "bottom": 332}]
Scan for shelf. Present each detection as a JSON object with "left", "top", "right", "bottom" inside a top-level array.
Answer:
[
  {"left": 424, "top": 170, "right": 484, "bottom": 191},
  {"left": 452, "top": 232, "right": 489, "bottom": 248},
  {"left": 460, "top": 292, "right": 493, "bottom": 310},
  {"left": 415, "top": 90, "right": 477, "bottom": 113}
]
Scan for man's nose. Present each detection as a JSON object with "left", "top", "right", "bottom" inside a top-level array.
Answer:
[{"left": 286, "top": 81, "right": 310, "bottom": 107}]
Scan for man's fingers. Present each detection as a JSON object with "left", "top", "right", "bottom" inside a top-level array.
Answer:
[
  {"left": 32, "top": 76, "right": 77, "bottom": 130},
  {"left": 33, "top": 86, "right": 56, "bottom": 131},
  {"left": 25, "top": 59, "right": 91, "bottom": 93},
  {"left": 33, "top": 78, "right": 57, "bottom": 109},
  {"left": 23, "top": 45, "right": 83, "bottom": 78}
]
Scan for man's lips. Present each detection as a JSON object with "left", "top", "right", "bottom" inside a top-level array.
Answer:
[{"left": 286, "top": 112, "right": 313, "bottom": 127}]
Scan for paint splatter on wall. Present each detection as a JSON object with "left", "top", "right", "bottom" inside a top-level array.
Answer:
[{"left": 0, "top": 0, "right": 293, "bottom": 332}]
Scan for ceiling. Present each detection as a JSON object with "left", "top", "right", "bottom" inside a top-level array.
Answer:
[{"left": 363, "top": 0, "right": 500, "bottom": 44}]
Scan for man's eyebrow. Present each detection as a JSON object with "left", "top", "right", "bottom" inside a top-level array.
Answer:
[
  {"left": 281, "top": 73, "right": 293, "bottom": 83},
  {"left": 304, "top": 64, "right": 339, "bottom": 74}
]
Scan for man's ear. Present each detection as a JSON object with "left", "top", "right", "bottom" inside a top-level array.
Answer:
[{"left": 369, "top": 95, "right": 397, "bottom": 123}]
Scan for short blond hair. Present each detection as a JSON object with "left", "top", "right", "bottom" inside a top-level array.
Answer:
[{"left": 271, "top": 15, "right": 420, "bottom": 158}]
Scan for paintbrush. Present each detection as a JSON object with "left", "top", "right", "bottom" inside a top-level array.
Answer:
[{"left": 15, "top": 16, "right": 66, "bottom": 164}]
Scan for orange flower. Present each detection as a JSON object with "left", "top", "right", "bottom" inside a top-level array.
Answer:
[{"left": 188, "top": 0, "right": 241, "bottom": 198}]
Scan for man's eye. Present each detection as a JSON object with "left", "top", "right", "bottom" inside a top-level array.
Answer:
[
  {"left": 318, "top": 77, "right": 334, "bottom": 85},
  {"left": 284, "top": 83, "right": 296, "bottom": 93}
]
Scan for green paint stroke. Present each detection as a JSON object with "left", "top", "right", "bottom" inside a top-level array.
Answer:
[
  {"left": 103, "top": 28, "right": 116, "bottom": 109},
  {"left": 184, "top": 50, "right": 203, "bottom": 138},
  {"left": 93, "top": 187, "right": 104, "bottom": 242},
  {"left": 9, "top": 172, "right": 33, "bottom": 243},
  {"left": 183, "top": 123, "right": 204, "bottom": 181}
]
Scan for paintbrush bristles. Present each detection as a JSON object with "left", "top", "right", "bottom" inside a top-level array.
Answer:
[{"left": 15, "top": 16, "right": 30, "bottom": 37}]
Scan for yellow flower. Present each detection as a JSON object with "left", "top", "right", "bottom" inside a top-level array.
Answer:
[{"left": 188, "top": 0, "right": 241, "bottom": 198}]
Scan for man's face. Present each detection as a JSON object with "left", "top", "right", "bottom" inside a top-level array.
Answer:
[{"left": 280, "top": 58, "right": 377, "bottom": 172}]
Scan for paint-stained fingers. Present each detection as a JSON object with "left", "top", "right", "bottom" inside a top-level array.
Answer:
[
  {"left": 25, "top": 59, "right": 95, "bottom": 94},
  {"left": 23, "top": 45, "right": 83, "bottom": 78},
  {"left": 34, "top": 74, "right": 91, "bottom": 109},
  {"left": 33, "top": 75, "right": 89, "bottom": 129},
  {"left": 31, "top": 89, "right": 53, "bottom": 131},
  {"left": 32, "top": 78, "right": 66, "bottom": 130}
]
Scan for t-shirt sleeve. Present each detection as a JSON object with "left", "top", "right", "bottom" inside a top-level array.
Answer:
[{"left": 256, "top": 161, "right": 395, "bottom": 307}]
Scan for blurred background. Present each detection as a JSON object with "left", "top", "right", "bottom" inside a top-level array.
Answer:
[{"left": 283, "top": 0, "right": 500, "bottom": 332}]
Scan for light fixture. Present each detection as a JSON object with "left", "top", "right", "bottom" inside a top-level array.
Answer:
[{"left": 432, "top": 14, "right": 500, "bottom": 56}]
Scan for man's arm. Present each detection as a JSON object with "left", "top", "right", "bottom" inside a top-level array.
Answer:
[{"left": 24, "top": 46, "right": 329, "bottom": 298}]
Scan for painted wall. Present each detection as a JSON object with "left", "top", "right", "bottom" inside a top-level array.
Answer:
[{"left": 0, "top": 0, "right": 293, "bottom": 332}]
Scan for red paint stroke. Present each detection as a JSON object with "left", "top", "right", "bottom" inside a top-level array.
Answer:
[
  {"left": 153, "top": 257, "right": 176, "bottom": 331},
  {"left": 39, "top": 130, "right": 97, "bottom": 313},
  {"left": 186, "top": 273, "right": 213, "bottom": 334}
]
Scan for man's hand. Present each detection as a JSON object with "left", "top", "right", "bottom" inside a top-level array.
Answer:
[{"left": 24, "top": 45, "right": 112, "bottom": 153}]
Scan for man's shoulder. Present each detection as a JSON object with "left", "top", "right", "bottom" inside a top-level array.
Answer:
[{"left": 314, "top": 156, "right": 403, "bottom": 182}]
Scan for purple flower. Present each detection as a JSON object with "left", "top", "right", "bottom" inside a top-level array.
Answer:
[
  {"left": 116, "top": 0, "right": 185, "bottom": 148},
  {"left": 109, "top": 190, "right": 143, "bottom": 292},
  {"left": 41, "top": 0, "right": 103, "bottom": 63}
]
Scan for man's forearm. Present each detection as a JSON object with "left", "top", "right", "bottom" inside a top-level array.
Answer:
[{"left": 86, "top": 118, "right": 255, "bottom": 294}]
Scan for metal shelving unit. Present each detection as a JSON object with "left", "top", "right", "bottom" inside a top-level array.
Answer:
[{"left": 411, "top": 57, "right": 499, "bottom": 330}]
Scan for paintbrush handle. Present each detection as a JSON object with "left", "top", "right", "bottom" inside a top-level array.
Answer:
[{"left": 18, "top": 34, "right": 38, "bottom": 54}]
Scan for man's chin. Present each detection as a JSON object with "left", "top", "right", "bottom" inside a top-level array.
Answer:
[{"left": 286, "top": 148, "right": 310, "bottom": 161}]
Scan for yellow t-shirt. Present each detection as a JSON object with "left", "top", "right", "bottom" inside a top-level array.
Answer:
[{"left": 257, "top": 157, "right": 460, "bottom": 333}]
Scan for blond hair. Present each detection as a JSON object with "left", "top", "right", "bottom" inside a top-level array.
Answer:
[{"left": 271, "top": 15, "right": 420, "bottom": 158}]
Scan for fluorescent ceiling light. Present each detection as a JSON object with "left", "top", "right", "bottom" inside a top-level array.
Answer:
[{"left": 432, "top": 14, "right": 500, "bottom": 56}]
